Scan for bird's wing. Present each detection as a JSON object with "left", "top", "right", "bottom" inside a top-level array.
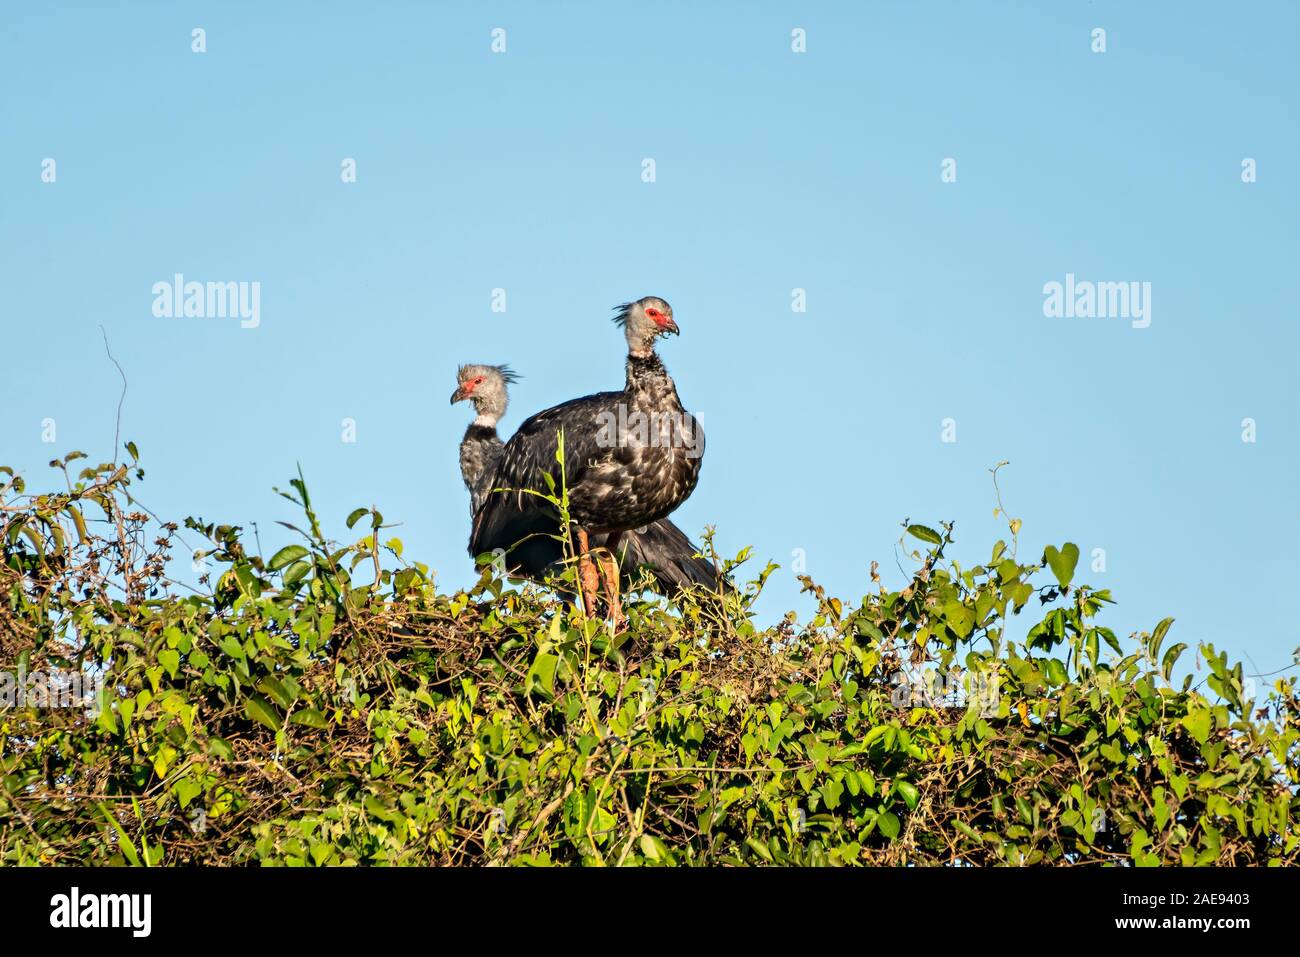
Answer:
[
  {"left": 618, "top": 519, "right": 731, "bottom": 596},
  {"left": 466, "top": 435, "right": 504, "bottom": 515},
  {"left": 469, "top": 391, "right": 622, "bottom": 557}
]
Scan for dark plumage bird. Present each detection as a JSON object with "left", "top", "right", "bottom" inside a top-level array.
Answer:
[
  {"left": 450, "top": 362, "right": 518, "bottom": 515},
  {"left": 466, "top": 297, "right": 707, "bottom": 621},
  {"left": 451, "top": 361, "right": 720, "bottom": 600}
]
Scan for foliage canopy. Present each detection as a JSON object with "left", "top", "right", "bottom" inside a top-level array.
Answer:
[{"left": 1, "top": 450, "right": 1296, "bottom": 865}]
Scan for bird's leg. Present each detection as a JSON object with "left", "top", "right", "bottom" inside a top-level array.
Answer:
[
  {"left": 576, "top": 527, "right": 600, "bottom": 618},
  {"left": 598, "top": 532, "right": 624, "bottom": 632}
]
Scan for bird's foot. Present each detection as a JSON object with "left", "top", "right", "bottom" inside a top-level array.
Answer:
[
  {"left": 598, "top": 545, "right": 624, "bottom": 635},
  {"left": 576, "top": 528, "right": 601, "bottom": 618}
]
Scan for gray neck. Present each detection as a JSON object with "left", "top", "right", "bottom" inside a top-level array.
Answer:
[
  {"left": 625, "top": 352, "right": 677, "bottom": 407},
  {"left": 625, "top": 321, "right": 659, "bottom": 359},
  {"left": 460, "top": 422, "right": 504, "bottom": 513}
]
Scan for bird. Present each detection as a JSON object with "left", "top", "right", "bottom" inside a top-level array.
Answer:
[
  {"left": 450, "top": 362, "right": 518, "bottom": 515},
  {"left": 466, "top": 296, "right": 706, "bottom": 624},
  {"left": 451, "top": 360, "right": 720, "bottom": 604}
]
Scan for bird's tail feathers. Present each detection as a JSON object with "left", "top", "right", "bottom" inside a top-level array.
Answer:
[{"left": 617, "top": 519, "right": 732, "bottom": 598}]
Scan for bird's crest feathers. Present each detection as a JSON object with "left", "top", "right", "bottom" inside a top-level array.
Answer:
[
  {"left": 457, "top": 363, "right": 520, "bottom": 384},
  {"left": 611, "top": 302, "right": 635, "bottom": 328},
  {"left": 612, "top": 297, "right": 669, "bottom": 327}
]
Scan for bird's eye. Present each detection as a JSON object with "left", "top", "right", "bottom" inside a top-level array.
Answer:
[
  {"left": 646, "top": 308, "right": 660, "bottom": 318},
  {"left": 474, "top": 377, "right": 485, "bottom": 384}
]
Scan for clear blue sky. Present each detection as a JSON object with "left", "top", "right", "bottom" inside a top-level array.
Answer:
[{"left": 3, "top": 2, "right": 1296, "bottom": 672}]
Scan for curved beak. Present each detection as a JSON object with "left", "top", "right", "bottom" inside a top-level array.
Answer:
[
  {"left": 662, "top": 317, "right": 680, "bottom": 336},
  {"left": 450, "top": 386, "right": 467, "bottom": 405}
]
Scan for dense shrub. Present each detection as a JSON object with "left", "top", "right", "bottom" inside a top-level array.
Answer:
[{"left": 2, "top": 449, "right": 1296, "bottom": 865}]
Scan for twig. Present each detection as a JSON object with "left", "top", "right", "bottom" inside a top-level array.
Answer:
[{"left": 100, "top": 326, "right": 127, "bottom": 464}]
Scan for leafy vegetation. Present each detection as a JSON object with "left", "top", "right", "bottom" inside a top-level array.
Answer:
[{"left": 2, "top": 448, "right": 1297, "bottom": 865}]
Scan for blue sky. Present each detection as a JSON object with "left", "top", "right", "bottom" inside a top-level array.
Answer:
[{"left": 2, "top": 2, "right": 1296, "bottom": 672}]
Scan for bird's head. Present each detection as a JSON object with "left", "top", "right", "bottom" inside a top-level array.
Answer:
[
  {"left": 451, "top": 363, "right": 518, "bottom": 422},
  {"left": 613, "top": 296, "right": 678, "bottom": 356}
]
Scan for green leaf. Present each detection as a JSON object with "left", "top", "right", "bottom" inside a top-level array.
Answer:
[
  {"left": 158, "top": 649, "right": 180, "bottom": 679},
  {"left": 1149, "top": 617, "right": 1175, "bottom": 662},
  {"left": 526, "top": 652, "right": 559, "bottom": 697},
  {"left": 906, "top": 525, "right": 942, "bottom": 546},
  {"left": 640, "top": 834, "right": 661, "bottom": 861},
  {"left": 345, "top": 507, "right": 369, "bottom": 529},
  {"left": 877, "top": 811, "right": 901, "bottom": 840},
  {"left": 1169, "top": 773, "right": 1189, "bottom": 801},
  {"left": 1095, "top": 626, "right": 1123, "bottom": 655},
  {"left": 257, "top": 676, "right": 293, "bottom": 708},
  {"left": 943, "top": 601, "right": 974, "bottom": 638},
  {"left": 1183, "top": 706, "right": 1212, "bottom": 745},
  {"left": 282, "top": 560, "right": 312, "bottom": 587},
  {"left": 1161, "top": 643, "right": 1187, "bottom": 682},
  {"left": 1043, "top": 543, "right": 1079, "bottom": 589},
  {"left": 173, "top": 776, "right": 202, "bottom": 809},
  {"left": 269, "top": 544, "right": 309, "bottom": 571},
  {"left": 1153, "top": 788, "right": 1170, "bottom": 830},
  {"left": 290, "top": 708, "right": 329, "bottom": 729},
  {"left": 364, "top": 796, "right": 401, "bottom": 824},
  {"left": 895, "top": 781, "right": 920, "bottom": 810},
  {"left": 97, "top": 803, "right": 140, "bottom": 866},
  {"left": 953, "top": 820, "right": 981, "bottom": 842},
  {"left": 97, "top": 703, "right": 119, "bottom": 735},
  {"left": 244, "top": 694, "right": 282, "bottom": 731}
]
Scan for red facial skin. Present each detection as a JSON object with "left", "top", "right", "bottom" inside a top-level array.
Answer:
[
  {"left": 451, "top": 375, "right": 486, "bottom": 403},
  {"left": 645, "top": 307, "right": 678, "bottom": 333}
]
